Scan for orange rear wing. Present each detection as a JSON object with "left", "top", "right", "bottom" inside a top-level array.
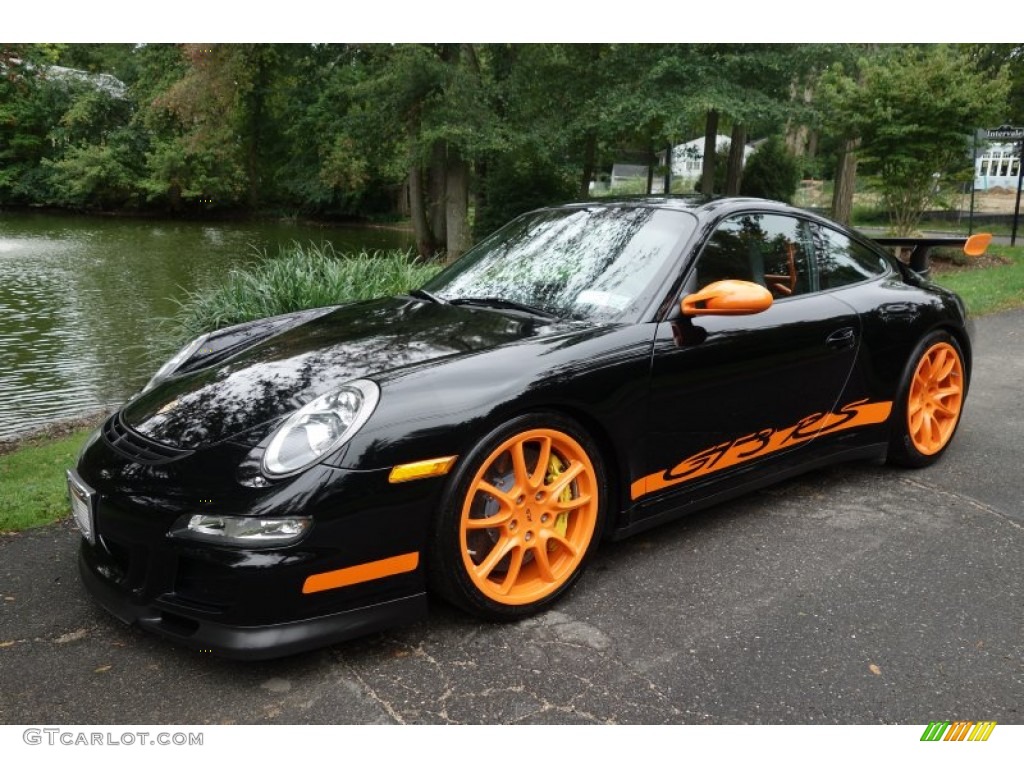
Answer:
[{"left": 872, "top": 233, "right": 992, "bottom": 278}]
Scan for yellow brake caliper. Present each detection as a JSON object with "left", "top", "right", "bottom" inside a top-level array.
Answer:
[{"left": 545, "top": 454, "right": 572, "bottom": 550}]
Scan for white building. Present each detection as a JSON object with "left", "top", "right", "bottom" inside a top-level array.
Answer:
[
  {"left": 975, "top": 142, "right": 1021, "bottom": 190},
  {"left": 607, "top": 135, "right": 756, "bottom": 193},
  {"left": 667, "top": 135, "right": 755, "bottom": 184}
]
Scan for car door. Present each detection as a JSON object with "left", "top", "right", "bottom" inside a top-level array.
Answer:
[{"left": 631, "top": 211, "right": 865, "bottom": 518}]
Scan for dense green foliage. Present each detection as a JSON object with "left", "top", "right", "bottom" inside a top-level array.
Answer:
[
  {"left": 740, "top": 137, "right": 801, "bottom": 203},
  {"left": 820, "top": 46, "right": 1010, "bottom": 233},
  {"left": 1, "top": 43, "right": 1019, "bottom": 250},
  {"left": 173, "top": 243, "right": 443, "bottom": 338}
]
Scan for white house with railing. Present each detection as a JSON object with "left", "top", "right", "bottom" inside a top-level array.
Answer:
[{"left": 975, "top": 142, "right": 1021, "bottom": 190}]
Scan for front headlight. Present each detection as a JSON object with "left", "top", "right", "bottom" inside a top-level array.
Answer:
[
  {"left": 142, "top": 333, "right": 211, "bottom": 393},
  {"left": 170, "top": 514, "right": 312, "bottom": 547},
  {"left": 262, "top": 379, "right": 380, "bottom": 477}
]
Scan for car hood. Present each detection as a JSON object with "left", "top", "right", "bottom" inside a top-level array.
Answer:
[{"left": 122, "top": 297, "right": 570, "bottom": 449}]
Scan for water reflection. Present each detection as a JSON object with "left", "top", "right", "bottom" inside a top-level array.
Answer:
[{"left": 0, "top": 212, "right": 413, "bottom": 439}]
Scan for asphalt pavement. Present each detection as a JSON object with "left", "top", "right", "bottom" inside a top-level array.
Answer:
[{"left": 1, "top": 311, "right": 1021, "bottom": 725}]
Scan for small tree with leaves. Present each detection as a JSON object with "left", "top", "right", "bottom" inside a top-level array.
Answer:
[
  {"left": 740, "top": 137, "right": 800, "bottom": 203},
  {"left": 824, "top": 45, "right": 1009, "bottom": 234}
]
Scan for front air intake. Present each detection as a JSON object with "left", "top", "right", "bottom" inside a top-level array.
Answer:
[{"left": 102, "top": 414, "right": 193, "bottom": 465}]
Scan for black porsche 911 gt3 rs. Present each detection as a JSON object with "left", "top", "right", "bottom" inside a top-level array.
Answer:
[{"left": 68, "top": 196, "right": 988, "bottom": 659}]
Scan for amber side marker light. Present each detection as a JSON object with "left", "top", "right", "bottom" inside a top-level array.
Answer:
[
  {"left": 964, "top": 232, "right": 992, "bottom": 257},
  {"left": 388, "top": 456, "right": 457, "bottom": 483}
]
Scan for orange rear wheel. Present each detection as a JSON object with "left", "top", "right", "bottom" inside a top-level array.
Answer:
[
  {"left": 888, "top": 331, "right": 968, "bottom": 468},
  {"left": 907, "top": 341, "right": 964, "bottom": 456}
]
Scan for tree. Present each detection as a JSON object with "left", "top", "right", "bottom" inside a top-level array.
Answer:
[
  {"left": 0, "top": 45, "right": 70, "bottom": 204},
  {"left": 962, "top": 44, "right": 1024, "bottom": 125},
  {"left": 823, "top": 46, "right": 1009, "bottom": 234},
  {"left": 739, "top": 136, "right": 800, "bottom": 203}
]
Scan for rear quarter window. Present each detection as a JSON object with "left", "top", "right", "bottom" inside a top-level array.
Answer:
[{"left": 815, "top": 226, "right": 890, "bottom": 289}]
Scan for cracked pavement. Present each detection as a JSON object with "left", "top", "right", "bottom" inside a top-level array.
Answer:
[{"left": 1, "top": 311, "right": 1021, "bottom": 725}]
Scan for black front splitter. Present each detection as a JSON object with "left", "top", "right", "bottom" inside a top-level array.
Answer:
[{"left": 78, "top": 550, "right": 428, "bottom": 660}]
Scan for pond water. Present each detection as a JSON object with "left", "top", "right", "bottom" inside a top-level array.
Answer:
[{"left": 0, "top": 211, "right": 414, "bottom": 439}]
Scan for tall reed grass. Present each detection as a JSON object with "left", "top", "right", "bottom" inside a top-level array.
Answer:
[{"left": 173, "top": 242, "right": 443, "bottom": 340}]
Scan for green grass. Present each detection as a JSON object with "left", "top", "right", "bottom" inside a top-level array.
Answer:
[
  {"left": 0, "top": 429, "right": 92, "bottom": 532},
  {"left": 173, "top": 243, "right": 444, "bottom": 340},
  {"left": 933, "top": 245, "right": 1024, "bottom": 315}
]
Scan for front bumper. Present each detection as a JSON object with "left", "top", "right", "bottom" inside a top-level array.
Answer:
[
  {"left": 79, "top": 548, "right": 426, "bottom": 660},
  {"left": 74, "top": 443, "right": 447, "bottom": 659}
]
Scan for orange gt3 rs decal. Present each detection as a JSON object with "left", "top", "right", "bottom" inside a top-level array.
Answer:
[{"left": 630, "top": 398, "right": 893, "bottom": 501}]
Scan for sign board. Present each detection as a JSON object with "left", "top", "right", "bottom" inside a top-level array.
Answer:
[{"left": 983, "top": 125, "right": 1024, "bottom": 141}]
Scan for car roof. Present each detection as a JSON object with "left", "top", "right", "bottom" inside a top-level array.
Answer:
[{"left": 548, "top": 195, "right": 826, "bottom": 225}]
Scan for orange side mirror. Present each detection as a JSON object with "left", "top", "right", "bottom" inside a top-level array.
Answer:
[
  {"left": 963, "top": 233, "right": 992, "bottom": 258},
  {"left": 681, "top": 280, "right": 774, "bottom": 317}
]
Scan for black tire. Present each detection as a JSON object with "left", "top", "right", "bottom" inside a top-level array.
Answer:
[
  {"left": 887, "top": 330, "right": 967, "bottom": 468},
  {"left": 428, "top": 412, "right": 607, "bottom": 621}
]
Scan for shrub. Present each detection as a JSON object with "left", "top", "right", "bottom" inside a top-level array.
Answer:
[
  {"left": 740, "top": 137, "right": 801, "bottom": 203},
  {"left": 173, "top": 242, "right": 443, "bottom": 339},
  {"left": 473, "top": 155, "right": 578, "bottom": 240}
]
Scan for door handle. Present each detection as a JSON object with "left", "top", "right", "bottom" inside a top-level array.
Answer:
[{"left": 826, "top": 327, "right": 856, "bottom": 350}]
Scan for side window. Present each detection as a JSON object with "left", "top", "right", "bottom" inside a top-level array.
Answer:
[
  {"left": 694, "top": 213, "right": 813, "bottom": 299},
  {"left": 815, "top": 226, "right": 889, "bottom": 289}
]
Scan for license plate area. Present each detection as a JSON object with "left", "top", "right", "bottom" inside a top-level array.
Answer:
[{"left": 67, "top": 470, "right": 96, "bottom": 544}]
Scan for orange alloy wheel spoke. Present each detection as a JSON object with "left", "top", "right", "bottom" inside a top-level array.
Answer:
[
  {"left": 907, "top": 342, "right": 963, "bottom": 456},
  {"left": 475, "top": 536, "right": 517, "bottom": 581},
  {"left": 464, "top": 481, "right": 515, "bottom": 529},
  {"left": 542, "top": 529, "right": 578, "bottom": 558},
  {"left": 464, "top": 510, "right": 513, "bottom": 530},
  {"left": 554, "top": 492, "right": 592, "bottom": 512},
  {"left": 496, "top": 547, "right": 526, "bottom": 595},
  {"left": 460, "top": 427, "right": 599, "bottom": 606},
  {"left": 529, "top": 436, "right": 553, "bottom": 488},
  {"left": 531, "top": 540, "right": 556, "bottom": 583},
  {"left": 510, "top": 440, "right": 532, "bottom": 490},
  {"left": 935, "top": 354, "right": 956, "bottom": 381}
]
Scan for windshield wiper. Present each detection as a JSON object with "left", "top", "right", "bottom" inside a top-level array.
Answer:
[
  {"left": 409, "top": 288, "right": 447, "bottom": 304},
  {"left": 449, "top": 296, "right": 558, "bottom": 319}
]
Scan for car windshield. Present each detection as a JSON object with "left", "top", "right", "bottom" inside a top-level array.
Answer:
[{"left": 422, "top": 206, "right": 696, "bottom": 322}]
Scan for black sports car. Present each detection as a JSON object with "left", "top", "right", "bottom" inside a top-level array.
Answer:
[{"left": 68, "top": 197, "right": 989, "bottom": 659}]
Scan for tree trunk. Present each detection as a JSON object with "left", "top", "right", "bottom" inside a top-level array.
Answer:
[
  {"left": 831, "top": 138, "right": 860, "bottom": 225},
  {"left": 243, "top": 45, "right": 269, "bottom": 210},
  {"left": 700, "top": 109, "right": 719, "bottom": 195},
  {"left": 445, "top": 149, "right": 471, "bottom": 263},
  {"left": 396, "top": 178, "right": 410, "bottom": 217},
  {"left": 664, "top": 142, "right": 672, "bottom": 194},
  {"left": 428, "top": 140, "right": 447, "bottom": 246},
  {"left": 784, "top": 81, "right": 813, "bottom": 158},
  {"left": 646, "top": 145, "right": 656, "bottom": 194},
  {"left": 725, "top": 123, "right": 746, "bottom": 196},
  {"left": 408, "top": 163, "right": 435, "bottom": 258},
  {"left": 579, "top": 132, "right": 596, "bottom": 198}
]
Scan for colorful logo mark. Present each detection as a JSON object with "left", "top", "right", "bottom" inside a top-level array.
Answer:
[{"left": 920, "top": 721, "right": 996, "bottom": 742}]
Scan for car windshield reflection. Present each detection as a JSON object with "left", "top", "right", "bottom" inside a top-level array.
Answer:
[{"left": 424, "top": 206, "right": 696, "bottom": 322}]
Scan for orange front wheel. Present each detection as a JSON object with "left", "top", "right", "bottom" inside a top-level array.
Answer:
[{"left": 430, "top": 414, "right": 605, "bottom": 619}]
